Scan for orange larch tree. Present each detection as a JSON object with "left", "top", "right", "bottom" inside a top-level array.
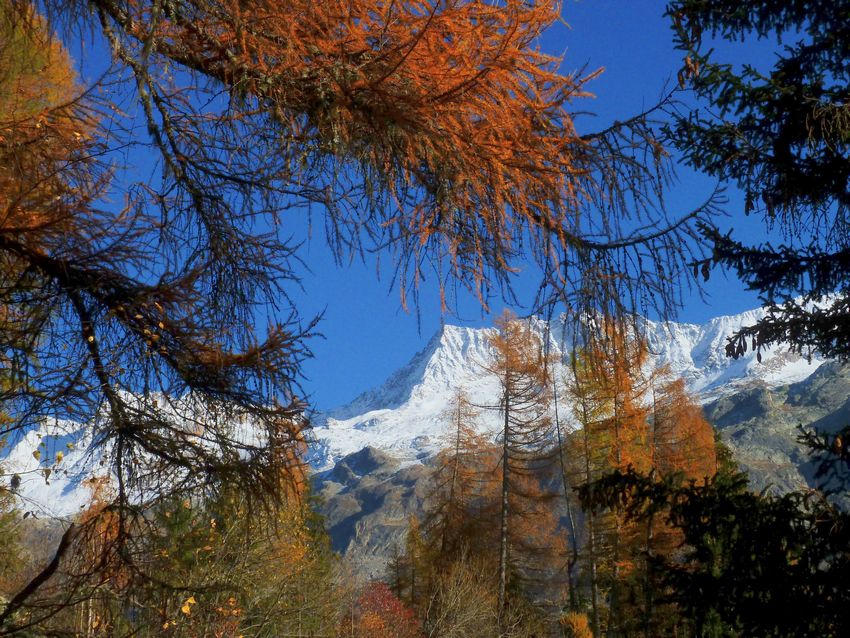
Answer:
[
  {"left": 67, "top": 0, "right": 714, "bottom": 318},
  {"left": 565, "top": 323, "right": 718, "bottom": 635},
  {"left": 651, "top": 374, "right": 717, "bottom": 479},
  {"left": 579, "top": 323, "right": 654, "bottom": 633},
  {"left": 635, "top": 369, "right": 717, "bottom": 635},
  {"left": 564, "top": 349, "right": 617, "bottom": 636},
  {"left": 484, "top": 310, "right": 560, "bottom": 621},
  {"left": 423, "top": 389, "right": 497, "bottom": 565}
]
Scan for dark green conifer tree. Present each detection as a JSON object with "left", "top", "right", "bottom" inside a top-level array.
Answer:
[{"left": 667, "top": 0, "right": 850, "bottom": 358}]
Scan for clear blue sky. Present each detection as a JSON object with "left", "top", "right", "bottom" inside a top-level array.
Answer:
[
  {"left": 68, "top": 1, "right": 778, "bottom": 411},
  {"left": 291, "top": 0, "right": 775, "bottom": 411}
]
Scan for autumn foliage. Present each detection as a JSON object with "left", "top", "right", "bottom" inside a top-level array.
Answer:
[
  {"left": 566, "top": 322, "right": 718, "bottom": 635},
  {"left": 97, "top": 0, "right": 594, "bottom": 301},
  {"left": 53, "top": 0, "right": 711, "bottom": 322},
  {"left": 0, "top": 4, "right": 98, "bottom": 285},
  {"left": 346, "top": 581, "right": 422, "bottom": 638}
]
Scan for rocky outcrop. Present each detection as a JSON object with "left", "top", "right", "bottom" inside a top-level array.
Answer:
[
  {"left": 313, "top": 447, "right": 431, "bottom": 579},
  {"left": 707, "top": 361, "right": 850, "bottom": 495}
]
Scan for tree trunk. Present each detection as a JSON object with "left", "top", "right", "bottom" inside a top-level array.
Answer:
[
  {"left": 443, "top": 402, "right": 462, "bottom": 555},
  {"left": 608, "top": 399, "right": 623, "bottom": 637},
  {"left": 498, "top": 389, "right": 510, "bottom": 627},
  {"left": 582, "top": 405, "right": 601, "bottom": 637},
  {"left": 555, "top": 379, "right": 580, "bottom": 609}
]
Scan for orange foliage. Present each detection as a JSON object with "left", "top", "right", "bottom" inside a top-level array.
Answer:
[
  {"left": 580, "top": 322, "right": 653, "bottom": 475},
  {"left": 74, "top": 477, "right": 130, "bottom": 590},
  {"left": 101, "top": 0, "right": 599, "bottom": 303},
  {"left": 0, "top": 4, "right": 98, "bottom": 247},
  {"left": 0, "top": 7, "right": 76, "bottom": 114},
  {"left": 576, "top": 321, "right": 716, "bottom": 481},
  {"left": 428, "top": 390, "right": 491, "bottom": 553},
  {"left": 272, "top": 416, "right": 310, "bottom": 500},
  {"left": 489, "top": 311, "right": 555, "bottom": 389},
  {"left": 348, "top": 581, "right": 422, "bottom": 638},
  {"left": 560, "top": 610, "right": 593, "bottom": 638},
  {"left": 651, "top": 375, "right": 717, "bottom": 480},
  {"left": 569, "top": 322, "right": 719, "bottom": 633}
]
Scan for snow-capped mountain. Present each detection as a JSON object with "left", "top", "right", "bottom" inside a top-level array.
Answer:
[
  {"left": 640, "top": 309, "right": 824, "bottom": 397},
  {"left": 308, "top": 307, "right": 826, "bottom": 469},
  {"left": 307, "top": 322, "right": 528, "bottom": 469},
  {"left": 1, "top": 418, "right": 101, "bottom": 517},
  {"left": 0, "top": 305, "right": 829, "bottom": 516}
]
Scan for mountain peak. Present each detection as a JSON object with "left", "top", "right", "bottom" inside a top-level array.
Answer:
[{"left": 310, "top": 306, "right": 826, "bottom": 469}]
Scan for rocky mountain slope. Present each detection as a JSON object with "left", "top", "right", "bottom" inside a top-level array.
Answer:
[
  {"left": 704, "top": 360, "right": 850, "bottom": 495},
  {"left": 315, "top": 447, "right": 431, "bottom": 579}
]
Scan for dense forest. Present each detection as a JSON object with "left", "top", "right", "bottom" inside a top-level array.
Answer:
[{"left": 1, "top": 0, "right": 849, "bottom": 636}]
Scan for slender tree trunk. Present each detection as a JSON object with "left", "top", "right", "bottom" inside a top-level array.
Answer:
[
  {"left": 554, "top": 378, "right": 580, "bottom": 608},
  {"left": 498, "top": 389, "right": 510, "bottom": 627},
  {"left": 582, "top": 410, "right": 601, "bottom": 637},
  {"left": 608, "top": 398, "right": 624, "bottom": 637},
  {"left": 644, "top": 389, "right": 659, "bottom": 636},
  {"left": 443, "top": 402, "right": 462, "bottom": 555}
]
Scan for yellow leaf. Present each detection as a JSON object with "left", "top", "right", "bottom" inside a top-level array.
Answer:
[
  {"left": 55, "top": 451, "right": 64, "bottom": 463},
  {"left": 181, "top": 595, "right": 196, "bottom": 615},
  {"left": 32, "top": 450, "right": 41, "bottom": 461}
]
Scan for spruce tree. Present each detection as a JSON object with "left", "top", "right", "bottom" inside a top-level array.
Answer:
[{"left": 667, "top": 0, "right": 850, "bottom": 358}]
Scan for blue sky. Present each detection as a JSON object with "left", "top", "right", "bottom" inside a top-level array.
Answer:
[
  {"left": 67, "top": 1, "right": 780, "bottom": 411},
  {"left": 292, "top": 0, "right": 777, "bottom": 411}
]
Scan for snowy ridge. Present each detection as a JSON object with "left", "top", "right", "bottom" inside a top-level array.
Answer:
[
  {"left": 640, "top": 308, "right": 824, "bottom": 397},
  {"left": 308, "top": 307, "right": 826, "bottom": 469},
  {"left": 307, "top": 320, "right": 566, "bottom": 469},
  {"left": 1, "top": 305, "right": 828, "bottom": 514},
  {"left": 1, "top": 418, "right": 102, "bottom": 517},
  {"left": 0, "top": 394, "right": 269, "bottom": 518}
]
